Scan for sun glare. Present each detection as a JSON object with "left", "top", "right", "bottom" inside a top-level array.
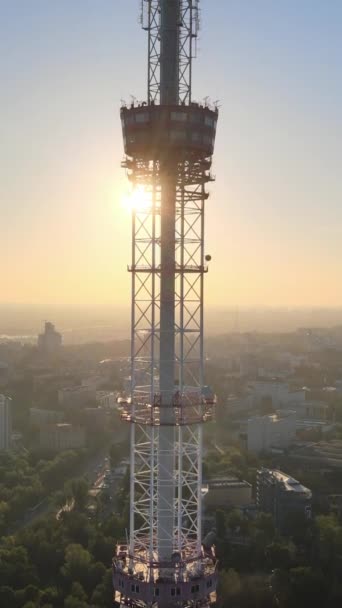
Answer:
[{"left": 122, "top": 186, "right": 151, "bottom": 212}]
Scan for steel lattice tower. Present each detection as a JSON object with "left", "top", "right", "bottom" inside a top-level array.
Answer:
[{"left": 113, "top": 2, "right": 218, "bottom": 607}]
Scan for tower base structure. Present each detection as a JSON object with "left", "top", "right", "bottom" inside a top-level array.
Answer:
[{"left": 113, "top": 544, "right": 217, "bottom": 607}]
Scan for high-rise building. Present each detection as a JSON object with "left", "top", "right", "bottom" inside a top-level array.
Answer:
[
  {"left": 96, "top": 390, "right": 117, "bottom": 409},
  {"left": 84, "top": 407, "right": 107, "bottom": 432},
  {"left": 39, "top": 423, "right": 85, "bottom": 451},
  {"left": 202, "top": 477, "right": 252, "bottom": 510},
  {"left": 29, "top": 407, "right": 64, "bottom": 428},
  {"left": 0, "top": 362, "right": 9, "bottom": 388},
  {"left": 248, "top": 380, "right": 306, "bottom": 409},
  {"left": 58, "top": 384, "right": 96, "bottom": 408},
  {"left": 256, "top": 468, "right": 312, "bottom": 531},
  {"left": 38, "top": 321, "right": 62, "bottom": 354},
  {"left": 247, "top": 410, "right": 296, "bottom": 453},
  {"left": 0, "top": 394, "right": 12, "bottom": 450}
]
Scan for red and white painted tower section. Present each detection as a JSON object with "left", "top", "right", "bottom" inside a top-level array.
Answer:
[{"left": 113, "top": 1, "right": 218, "bottom": 606}]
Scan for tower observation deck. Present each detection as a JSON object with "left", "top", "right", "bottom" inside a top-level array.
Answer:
[{"left": 113, "top": 2, "right": 218, "bottom": 607}]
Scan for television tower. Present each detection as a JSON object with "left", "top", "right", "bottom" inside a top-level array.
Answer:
[{"left": 113, "top": 1, "right": 218, "bottom": 606}]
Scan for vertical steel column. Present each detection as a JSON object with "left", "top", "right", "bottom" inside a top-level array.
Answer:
[
  {"left": 129, "top": 207, "right": 136, "bottom": 558},
  {"left": 197, "top": 178, "right": 205, "bottom": 554},
  {"left": 177, "top": 169, "right": 185, "bottom": 553},
  {"left": 160, "top": 0, "right": 180, "bottom": 105},
  {"left": 158, "top": 0, "right": 180, "bottom": 562}
]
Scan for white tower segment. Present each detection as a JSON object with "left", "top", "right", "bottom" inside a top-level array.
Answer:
[{"left": 113, "top": 2, "right": 218, "bottom": 606}]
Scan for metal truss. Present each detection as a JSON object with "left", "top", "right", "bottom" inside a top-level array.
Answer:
[
  {"left": 142, "top": 0, "right": 200, "bottom": 104},
  {"left": 129, "top": 424, "right": 202, "bottom": 566},
  {"left": 142, "top": 0, "right": 161, "bottom": 104},
  {"left": 179, "top": 0, "right": 199, "bottom": 104},
  {"left": 116, "top": 4, "right": 217, "bottom": 607},
  {"left": 124, "top": 156, "right": 214, "bottom": 565}
]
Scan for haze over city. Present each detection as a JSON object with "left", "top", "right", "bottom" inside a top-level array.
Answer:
[
  {"left": 2, "top": 3, "right": 342, "bottom": 608},
  {"left": 1, "top": 0, "right": 341, "bottom": 311}
]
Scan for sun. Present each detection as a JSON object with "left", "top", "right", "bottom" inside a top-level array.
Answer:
[{"left": 122, "top": 186, "right": 151, "bottom": 212}]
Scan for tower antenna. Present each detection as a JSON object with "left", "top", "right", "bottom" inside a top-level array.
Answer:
[{"left": 113, "top": 2, "right": 219, "bottom": 606}]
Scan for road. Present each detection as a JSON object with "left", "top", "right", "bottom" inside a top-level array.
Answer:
[{"left": 8, "top": 448, "right": 110, "bottom": 534}]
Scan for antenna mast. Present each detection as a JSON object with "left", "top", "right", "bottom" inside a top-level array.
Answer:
[{"left": 114, "top": 2, "right": 219, "bottom": 606}]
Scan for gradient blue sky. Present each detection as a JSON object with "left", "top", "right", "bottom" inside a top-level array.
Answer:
[{"left": 1, "top": 0, "right": 341, "bottom": 307}]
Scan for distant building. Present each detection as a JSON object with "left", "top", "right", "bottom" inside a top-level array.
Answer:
[
  {"left": 38, "top": 322, "right": 62, "bottom": 354},
  {"left": 0, "top": 394, "right": 12, "bottom": 450},
  {"left": 96, "top": 391, "right": 117, "bottom": 409},
  {"left": 227, "top": 394, "right": 254, "bottom": 414},
  {"left": 0, "top": 362, "right": 9, "bottom": 387},
  {"left": 84, "top": 407, "right": 107, "bottom": 431},
  {"left": 295, "top": 400, "right": 329, "bottom": 421},
  {"left": 39, "top": 423, "right": 85, "bottom": 451},
  {"left": 239, "top": 353, "right": 258, "bottom": 378},
  {"left": 248, "top": 380, "right": 305, "bottom": 409},
  {"left": 256, "top": 468, "right": 312, "bottom": 531},
  {"left": 247, "top": 410, "right": 296, "bottom": 453},
  {"left": 203, "top": 477, "right": 252, "bottom": 510},
  {"left": 296, "top": 327, "right": 334, "bottom": 351},
  {"left": 58, "top": 384, "right": 96, "bottom": 408},
  {"left": 81, "top": 376, "right": 106, "bottom": 390},
  {"left": 29, "top": 408, "right": 64, "bottom": 428},
  {"left": 289, "top": 439, "right": 342, "bottom": 470}
]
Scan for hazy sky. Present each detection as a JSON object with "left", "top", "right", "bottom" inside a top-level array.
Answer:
[{"left": 1, "top": 0, "right": 341, "bottom": 308}]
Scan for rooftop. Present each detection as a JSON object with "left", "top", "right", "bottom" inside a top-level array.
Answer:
[
  {"left": 249, "top": 410, "right": 296, "bottom": 424},
  {"left": 261, "top": 468, "right": 312, "bottom": 497},
  {"left": 208, "top": 478, "right": 251, "bottom": 490},
  {"left": 59, "top": 385, "right": 92, "bottom": 393}
]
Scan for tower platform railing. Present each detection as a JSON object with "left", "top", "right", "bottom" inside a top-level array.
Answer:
[{"left": 120, "top": 390, "right": 216, "bottom": 426}]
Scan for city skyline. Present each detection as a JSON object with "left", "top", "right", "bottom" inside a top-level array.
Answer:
[{"left": 1, "top": 0, "right": 341, "bottom": 307}]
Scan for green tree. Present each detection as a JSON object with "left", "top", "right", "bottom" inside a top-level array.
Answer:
[
  {"left": 41, "top": 587, "right": 59, "bottom": 606},
  {"left": 286, "top": 567, "right": 329, "bottom": 608},
  {"left": 218, "top": 569, "right": 241, "bottom": 607},
  {"left": 109, "top": 443, "right": 121, "bottom": 469},
  {"left": 90, "top": 570, "right": 114, "bottom": 607},
  {"left": 226, "top": 509, "right": 244, "bottom": 534},
  {"left": 215, "top": 510, "right": 226, "bottom": 539},
  {"left": 315, "top": 514, "right": 342, "bottom": 567},
  {"left": 254, "top": 512, "right": 275, "bottom": 544},
  {"left": 68, "top": 582, "right": 87, "bottom": 600},
  {"left": 100, "top": 513, "right": 125, "bottom": 539},
  {"left": 61, "top": 544, "right": 92, "bottom": 586},
  {"left": 85, "top": 562, "right": 106, "bottom": 595},
  {"left": 89, "top": 533, "right": 115, "bottom": 564},
  {"left": 0, "top": 500, "right": 9, "bottom": 533},
  {"left": 66, "top": 479, "right": 89, "bottom": 512},
  {"left": 265, "top": 541, "right": 295, "bottom": 570},
  {"left": 35, "top": 540, "right": 64, "bottom": 582},
  {"left": 271, "top": 568, "right": 290, "bottom": 607},
  {"left": 63, "top": 512, "right": 93, "bottom": 547},
  {"left": 0, "top": 586, "right": 16, "bottom": 608},
  {"left": 0, "top": 545, "right": 37, "bottom": 588},
  {"left": 23, "top": 585, "right": 41, "bottom": 603}
]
